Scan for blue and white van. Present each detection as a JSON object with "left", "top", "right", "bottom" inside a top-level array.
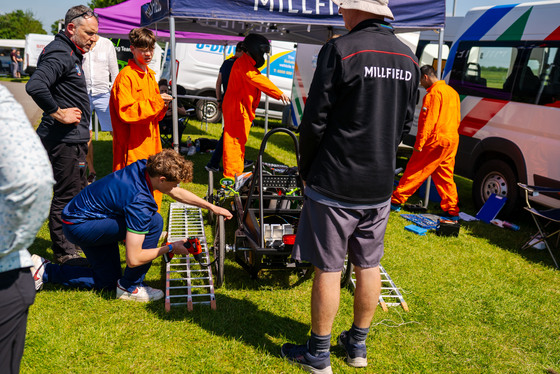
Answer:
[{"left": 433, "top": 1, "right": 560, "bottom": 216}]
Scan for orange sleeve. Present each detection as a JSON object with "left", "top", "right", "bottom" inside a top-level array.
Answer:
[
  {"left": 245, "top": 69, "right": 283, "bottom": 100},
  {"left": 112, "top": 73, "right": 166, "bottom": 125},
  {"left": 414, "top": 90, "right": 441, "bottom": 152}
]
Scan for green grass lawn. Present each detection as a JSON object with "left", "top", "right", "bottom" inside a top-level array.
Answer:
[
  {"left": 480, "top": 69, "right": 509, "bottom": 90},
  {"left": 23, "top": 119, "right": 560, "bottom": 373},
  {"left": 0, "top": 76, "right": 30, "bottom": 83}
]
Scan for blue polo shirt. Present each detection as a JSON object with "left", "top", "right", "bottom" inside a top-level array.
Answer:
[{"left": 62, "top": 160, "right": 158, "bottom": 234}]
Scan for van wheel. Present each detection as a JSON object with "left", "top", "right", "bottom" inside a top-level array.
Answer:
[
  {"left": 195, "top": 99, "right": 221, "bottom": 123},
  {"left": 472, "top": 159, "right": 519, "bottom": 218}
]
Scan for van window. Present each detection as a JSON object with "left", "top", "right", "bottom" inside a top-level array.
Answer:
[
  {"left": 477, "top": 46, "right": 516, "bottom": 89},
  {"left": 528, "top": 45, "right": 560, "bottom": 107},
  {"left": 450, "top": 42, "right": 518, "bottom": 100},
  {"left": 450, "top": 41, "right": 560, "bottom": 106}
]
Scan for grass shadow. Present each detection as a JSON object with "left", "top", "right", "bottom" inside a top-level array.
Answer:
[
  {"left": 391, "top": 155, "right": 558, "bottom": 269},
  {"left": 145, "top": 292, "right": 310, "bottom": 355},
  {"left": 29, "top": 237, "right": 55, "bottom": 259},
  {"left": 215, "top": 255, "right": 313, "bottom": 291},
  {"left": 461, "top": 210, "right": 558, "bottom": 269}
]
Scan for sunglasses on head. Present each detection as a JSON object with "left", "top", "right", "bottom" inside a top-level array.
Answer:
[{"left": 68, "top": 10, "right": 97, "bottom": 24}]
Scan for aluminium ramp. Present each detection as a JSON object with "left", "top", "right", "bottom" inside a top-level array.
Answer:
[
  {"left": 166, "top": 202, "right": 216, "bottom": 311},
  {"left": 351, "top": 264, "right": 409, "bottom": 312}
]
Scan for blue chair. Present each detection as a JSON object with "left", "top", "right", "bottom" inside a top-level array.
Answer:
[{"left": 518, "top": 183, "right": 560, "bottom": 268}]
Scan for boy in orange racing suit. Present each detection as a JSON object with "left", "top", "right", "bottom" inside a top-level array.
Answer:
[
  {"left": 222, "top": 33, "right": 290, "bottom": 180},
  {"left": 391, "top": 65, "right": 461, "bottom": 217},
  {"left": 110, "top": 28, "right": 172, "bottom": 210}
]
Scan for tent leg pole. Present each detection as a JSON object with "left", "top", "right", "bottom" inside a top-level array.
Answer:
[{"left": 170, "top": 16, "right": 179, "bottom": 153}]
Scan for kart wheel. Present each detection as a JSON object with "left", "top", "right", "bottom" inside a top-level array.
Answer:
[
  {"left": 213, "top": 215, "right": 225, "bottom": 288},
  {"left": 244, "top": 250, "right": 262, "bottom": 279}
]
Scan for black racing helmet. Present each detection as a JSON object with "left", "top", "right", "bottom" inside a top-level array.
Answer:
[{"left": 243, "top": 33, "right": 270, "bottom": 69}]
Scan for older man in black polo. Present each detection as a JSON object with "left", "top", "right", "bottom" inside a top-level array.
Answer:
[{"left": 26, "top": 5, "right": 99, "bottom": 266}]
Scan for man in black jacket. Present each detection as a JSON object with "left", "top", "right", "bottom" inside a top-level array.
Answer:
[
  {"left": 281, "top": 1, "right": 419, "bottom": 372},
  {"left": 26, "top": 5, "right": 98, "bottom": 266}
]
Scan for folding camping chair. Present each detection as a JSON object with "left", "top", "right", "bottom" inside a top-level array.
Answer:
[
  {"left": 159, "top": 108, "right": 195, "bottom": 148},
  {"left": 518, "top": 183, "right": 560, "bottom": 269}
]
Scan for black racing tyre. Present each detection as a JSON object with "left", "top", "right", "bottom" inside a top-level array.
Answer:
[
  {"left": 213, "top": 215, "right": 225, "bottom": 288},
  {"left": 195, "top": 98, "right": 221, "bottom": 123},
  {"left": 472, "top": 159, "right": 520, "bottom": 218},
  {"left": 341, "top": 256, "right": 354, "bottom": 288},
  {"left": 243, "top": 248, "right": 262, "bottom": 279}
]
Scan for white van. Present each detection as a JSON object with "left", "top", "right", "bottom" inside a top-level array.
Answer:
[
  {"left": 161, "top": 41, "right": 296, "bottom": 123},
  {"left": 24, "top": 34, "right": 55, "bottom": 75},
  {"left": 440, "top": 1, "right": 560, "bottom": 215},
  {"left": 415, "top": 16, "right": 463, "bottom": 68}
]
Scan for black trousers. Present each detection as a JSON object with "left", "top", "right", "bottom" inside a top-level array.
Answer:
[
  {"left": 41, "top": 140, "right": 88, "bottom": 257},
  {"left": 0, "top": 269, "right": 35, "bottom": 374}
]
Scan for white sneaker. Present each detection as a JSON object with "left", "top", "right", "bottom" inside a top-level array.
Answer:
[
  {"left": 116, "top": 280, "right": 164, "bottom": 302},
  {"left": 30, "top": 254, "right": 50, "bottom": 291}
]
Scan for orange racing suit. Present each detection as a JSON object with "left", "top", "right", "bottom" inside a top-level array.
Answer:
[
  {"left": 110, "top": 59, "right": 166, "bottom": 209},
  {"left": 222, "top": 53, "right": 283, "bottom": 179},
  {"left": 392, "top": 80, "right": 461, "bottom": 215}
]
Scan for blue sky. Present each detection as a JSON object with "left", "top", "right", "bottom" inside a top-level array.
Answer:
[{"left": 0, "top": 0, "right": 546, "bottom": 35}]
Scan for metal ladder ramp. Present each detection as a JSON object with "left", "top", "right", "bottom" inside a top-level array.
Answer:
[
  {"left": 166, "top": 202, "right": 216, "bottom": 311},
  {"left": 350, "top": 264, "right": 408, "bottom": 312}
]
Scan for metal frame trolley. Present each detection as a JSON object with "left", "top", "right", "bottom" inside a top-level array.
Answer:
[{"left": 207, "top": 128, "right": 354, "bottom": 287}]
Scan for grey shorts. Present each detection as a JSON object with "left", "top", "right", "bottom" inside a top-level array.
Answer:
[{"left": 291, "top": 196, "right": 390, "bottom": 271}]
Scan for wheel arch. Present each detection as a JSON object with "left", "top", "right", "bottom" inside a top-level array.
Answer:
[
  {"left": 194, "top": 88, "right": 216, "bottom": 98},
  {"left": 471, "top": 137, "right": 527, "bottom": 185},
  {"left": 192, "top": 88, "right": 217, "bottom": 106}
]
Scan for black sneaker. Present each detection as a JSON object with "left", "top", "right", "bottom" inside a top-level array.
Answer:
[
  {"left": 205, "top": 164, "right": 220, "bottom": 173},
  {"left": 54, "top": 252, "right": 90, "bottom": 267},
  {"left": 337, "top": 330, "right": 367, "bottom": 368},
  {"left": 281, "top": 343, "right": 332, "bottom": 374}
]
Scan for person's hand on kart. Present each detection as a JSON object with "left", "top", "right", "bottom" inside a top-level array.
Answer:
[{"left": 211, "top": 205, "right": 233, "bottom": 220}]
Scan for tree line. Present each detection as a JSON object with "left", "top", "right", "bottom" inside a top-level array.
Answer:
[{"left": 0, "top": 0, "right": 126, "bottom": 39}]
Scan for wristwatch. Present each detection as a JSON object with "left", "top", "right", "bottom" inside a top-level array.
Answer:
[{"left": 167, "top": 244, "right": 173, "bottom": 253}]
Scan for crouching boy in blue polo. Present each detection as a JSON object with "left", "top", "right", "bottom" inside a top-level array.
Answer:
[{"left": 31, "top": 149, "right": 232, "bottom": 302}]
